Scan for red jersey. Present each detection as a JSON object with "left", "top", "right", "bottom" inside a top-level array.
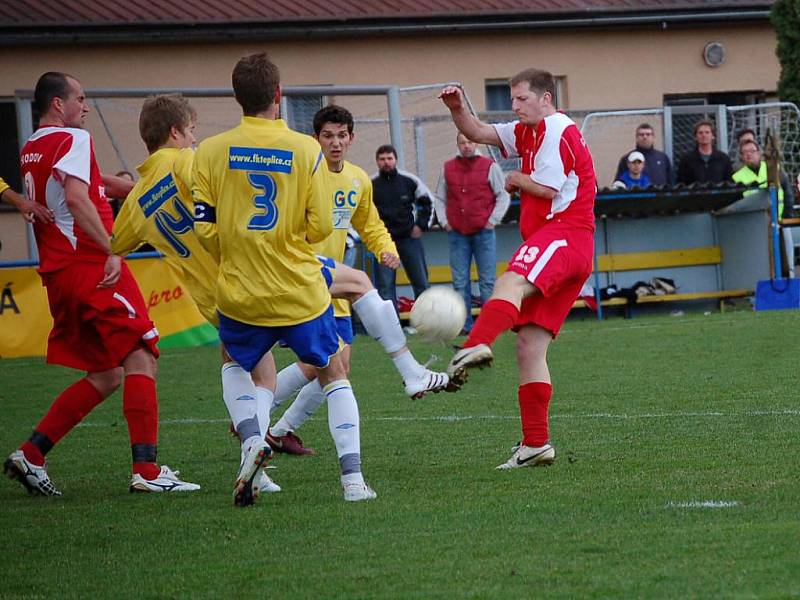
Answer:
[
  {"left": 494, "top": 113, "right": 596, "bottom": 239},
  {"left": 21, "top": 127, "right": 113, "bottom": 273}
]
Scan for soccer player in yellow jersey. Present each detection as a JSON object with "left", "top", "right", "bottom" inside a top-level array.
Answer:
[
  {"left": 192, "top": 53, "right": 376, "bottom": 503},
  {"left": 111, "top": 94, "right": 280, "bottom": 495},
  {"left": 267, "top": 105, "right": 451, "bottom": 455}
]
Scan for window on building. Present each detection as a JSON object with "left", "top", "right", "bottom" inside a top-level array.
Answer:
[
  {"left": 0, "top": 101, "right": 21, "bottom": 193},
  {"left": 284, "top": 95, "right": 325, "bottom": 135},
  {"left": 485, "top": 76, "right": 566, "bottom": 111}
]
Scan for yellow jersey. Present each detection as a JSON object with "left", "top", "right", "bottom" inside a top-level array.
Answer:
[
  {"left": 111, "top": 147, "right": 220, "bottom": 325},
  {"left": 317, "top": 161, "right": 397, "bottom": 317},
  {"left": 192, "top": 117, "right": 333, "bottom": 327},
  {"left": 0, "top": 177, "right": 9, "bottom": 196}
]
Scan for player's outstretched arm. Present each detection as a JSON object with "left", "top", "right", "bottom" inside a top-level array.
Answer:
[
  {"left": 439, "top": 86, "right": 502, "bottom": 147},
  {"left": 0, "top": 186, "right": 54, "bottom": 224}
]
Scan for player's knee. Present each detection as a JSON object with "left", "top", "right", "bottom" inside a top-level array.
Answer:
[
  {"left": 87, "top": 367, "right": 124, "bottom": 397},
  {"left": 516, "top": 331, "right": 548, "bottom": 363},
  {"left": 353, "top": 270, "right": 373, "bottom": 297},
  {"left": 123, "top": 347, "right": 158, "bottom": 378},
  {"left": 298, "top": 362, "right": 317, "bottom": 380}
]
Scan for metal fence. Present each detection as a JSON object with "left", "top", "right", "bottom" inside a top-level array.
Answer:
[{"left": 580, "top": 102, "right": 800, "bottom": 186}]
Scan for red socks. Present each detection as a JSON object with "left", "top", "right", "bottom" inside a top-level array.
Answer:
[
  {"left": 21, "top": 378, "right": 105, "bottom": 466},
  {"left": 518, "top": 381, "right": 552, "bottom": 447},
  {"left": 465, "top": 299, "right": 519, "bottom": 348},
  {"left": 123, "top": 374, "right": 160, "bottom": 480}
]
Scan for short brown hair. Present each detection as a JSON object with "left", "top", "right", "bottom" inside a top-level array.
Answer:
[
  {"left": 509, "top": 68, "right": 556, "bottom": 99},
  {"left": 693, "top": 120, "right": 715, "bottom": 137},
  {"left": 139, "top": 94, "right": 196, "bottom": 153},
  {"left": 232, "top": 53, "right": 280, "bottom": 116},
  {"left": 34, "top": 71, "right": 74, "bottom": 115}
]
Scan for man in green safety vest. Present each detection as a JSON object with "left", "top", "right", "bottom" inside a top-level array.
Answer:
[{"left": 732, "top": 139, "right": 795, "bottom": 219}]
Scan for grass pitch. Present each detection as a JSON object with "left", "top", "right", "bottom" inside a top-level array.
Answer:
[{"left": 1, "top": 310, "right": 799, "bottom": 598}]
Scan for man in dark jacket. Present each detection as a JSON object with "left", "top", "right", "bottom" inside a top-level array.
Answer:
[
  {"left": 371, "top": 144, "right": 432, "bottom": 311},
  {"left": 614, "top": 123, "right": 672, "bottom": 185},
  {"left": 677, "top": 120, "right": 733, "bottom": 184}
]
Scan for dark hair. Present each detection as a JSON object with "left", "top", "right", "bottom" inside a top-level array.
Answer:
[
  {"left": 313, "top": 104, "right": 354, "bottom": 135},
  {"left": 739, "top": 139, "right": 760, "bottom": 153},
  {"left": 34, "top": 71, "right": 74, "bottom": 115},
  {"left": 232, "top": 53, "right": 280, "bottom": 116},
  {"left": 736, "top": 128, "right": 757, "bottom": 142},
  {"left": 139, "top": 94, "right": 197, "bottom": 153},
  {"left": 693, "top": 120, "right": 716, "bottom": 137},
  {"left": 636, "top": 123, "right": 654, "bottom": 133},
  {"left": 509, "top": 68, "right": 556, "bottom": 99},
  {"left": 376, "top": 144, "right": 397, "bottom": 159}
]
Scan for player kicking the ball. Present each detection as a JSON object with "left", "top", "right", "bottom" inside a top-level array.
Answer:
[
  {"left": 266, "top": 104, "right": 450, "bottom": 455},
  {"left": 193, "top": 53, "right": 376, "bottom": 502},
  {"left": 110, "top": 93, "right": 280, "bottom": 500},
  {"left": 440, "top": 70, "right": 596, "bottom": 470},
  {"left": 4, "top": 72, "right": 199, "bottom": 496}
]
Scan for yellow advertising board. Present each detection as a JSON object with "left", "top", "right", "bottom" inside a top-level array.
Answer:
[{"left": 0, "top": 257, "right": 217, "bottom": 359}]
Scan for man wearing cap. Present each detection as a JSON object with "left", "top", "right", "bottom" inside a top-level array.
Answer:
[
  {"left": 614, "top": 123, "right": 672, "bottom": 185},
  {"left": 615, "top": 151, "right": 651, "bottom": 188}
]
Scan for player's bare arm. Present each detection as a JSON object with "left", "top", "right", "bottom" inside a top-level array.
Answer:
[
  {"left": 102, "top": 173, "right": 135, "bottom": 199},
  {"left": 505, "top": 170, "right": 557, "bottom": 200},
  {"left": 439, "top": 86, "right": 501, "bottom": 147},
  {"left": 0, "top": 187, "right": 54, "bottom": 223},
  {"left": 63, "top": 175, "right": 121, "bottom": 287}
]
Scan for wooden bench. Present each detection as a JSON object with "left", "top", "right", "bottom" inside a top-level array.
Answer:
[{"left": 392, "top": 245, "right": 752, "bottom": 320}]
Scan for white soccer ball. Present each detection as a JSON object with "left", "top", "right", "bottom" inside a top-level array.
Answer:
[{"left": 409, "top": 286, "right": 467, "bottom": 342}]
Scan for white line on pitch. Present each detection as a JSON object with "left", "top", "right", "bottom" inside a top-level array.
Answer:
[
  {"left": 74, "top": 408, "right": 800, "bottom": 428},
  {"left": 665, "top": 501, "right": 740, "bottom": 508}
]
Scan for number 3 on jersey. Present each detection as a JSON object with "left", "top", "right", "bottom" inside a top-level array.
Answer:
[{"left": 247, "top": 172, "right": 279, "bottom": 231}]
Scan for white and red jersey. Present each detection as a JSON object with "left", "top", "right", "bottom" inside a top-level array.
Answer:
[
  {"left": 20, "top": 127, "right": 113, "bottom": 273},
  {"left": 494, "top": 113, "right": 596, "bottom": 239}
]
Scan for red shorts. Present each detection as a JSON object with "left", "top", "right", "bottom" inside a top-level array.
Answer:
[
  {"left": 42, "top": 261, "right": 159, "bottom": 372},
  {"left": 506, "top": 221, "right": 594, "bottom": 336}
]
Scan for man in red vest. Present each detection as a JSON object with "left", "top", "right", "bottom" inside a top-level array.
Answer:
[{"left": 435, "top": 133, "right": 510, "bottom": 333}]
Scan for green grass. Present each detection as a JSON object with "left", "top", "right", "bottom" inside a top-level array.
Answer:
[{"left": 2, "top": 310, "right": 800, "bottom": 598}]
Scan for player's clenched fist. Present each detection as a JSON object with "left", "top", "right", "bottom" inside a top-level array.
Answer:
[{"left": 438, "top": 86, "right": 464, "bottom": 110}]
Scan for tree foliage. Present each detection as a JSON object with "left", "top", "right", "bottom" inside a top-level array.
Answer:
[{"left": 771, "top": 0, "right": 800, "bottom": 104}]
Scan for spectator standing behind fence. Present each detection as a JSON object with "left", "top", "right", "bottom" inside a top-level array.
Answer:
[
  {"left": 614, "top": 151, "right": 652, "bottom": 189},
  {"left": 435, "top": 133, "right": 510, "bottom": 333},
  {"left": 614, "top": 123, "right": 672, "bottom": 185},
  {"left": 677, "top": 120, "right": 733, "bottom": 184},
  {"left": 371, "top": 144, "right": 432, "bottom": 311}
]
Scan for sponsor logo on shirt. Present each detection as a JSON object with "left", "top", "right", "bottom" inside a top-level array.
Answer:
[
  {"left": 228, "top": 147, "right": 294, "bottom": 173},
  {"left": 139, "top": 173, "right": 178, "bottom": 218}
]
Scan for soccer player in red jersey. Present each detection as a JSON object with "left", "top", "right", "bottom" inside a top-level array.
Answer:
[
  {"left": 3, "top": 72, "right": 199, "bottom": 495},
  {"left": 440, "top": 69, "right": 596, "bottom": 470}
]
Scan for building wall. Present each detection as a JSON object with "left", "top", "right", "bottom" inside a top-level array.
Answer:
[
  {"left": 0, "top": 21, "right": 781, "bottom": 260},
  {"left": 0, "top": 23, "right": 778, "bottom": 109}
]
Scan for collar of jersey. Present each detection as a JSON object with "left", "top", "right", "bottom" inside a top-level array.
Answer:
[
  {"left": 137, "top": 147, "right": 181, "bottom": 176},
  {"left": 241, "top": 116, "right": 288, "bottom": 130}
]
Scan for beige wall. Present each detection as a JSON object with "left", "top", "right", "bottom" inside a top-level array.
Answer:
[
  {"left": 0, "top": 23, "right": 778, "bottom": 109},
  {"left": 0, "top": 22, "right": 780, "bottom": 259}
]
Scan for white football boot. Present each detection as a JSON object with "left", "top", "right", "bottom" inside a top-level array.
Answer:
[
  {"left": 130, "top": 465, "right": 201, "bottom": 493},
  {"left": 4, "top": 450, "right": 61, "bottom": 496},
  {"left": 404, "top": 369, "right": 451, "bottom": 399},
  {"left": 233, "top": 440, "right": 271, "bottom": 507},
  {"left": 496, "top": 443, "right": 556, "bottom": 470},
  {"left": 343, "top": 481, "right": 377, "bottom": 502},
  {"left": 255, "top": 470, "right": 281, "bottom": 493},
  {"left": 446, "top": 344, "right": 493, "bottom": 386}
]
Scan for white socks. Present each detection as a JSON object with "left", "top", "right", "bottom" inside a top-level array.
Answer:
[
  {"left": 221, "top": 361, "right": 261, "bottom": 444},
  {"left": 254, "top": 386, "right": 273, "bottom": 440},
  {"left": 271, "top": 379, "right": 325, "bottom": 437},
  {"left": 352, "top": 289, "right": 406, "bottom": 354},
  {"left": 391, "top": 349, "right": 426, "bottom": 382},
  {"left": 271, "top": 362, "right": 313, "bottom": 417},
  {"left": 323, "top": 379, "right": 362, "bottom": 476}
]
